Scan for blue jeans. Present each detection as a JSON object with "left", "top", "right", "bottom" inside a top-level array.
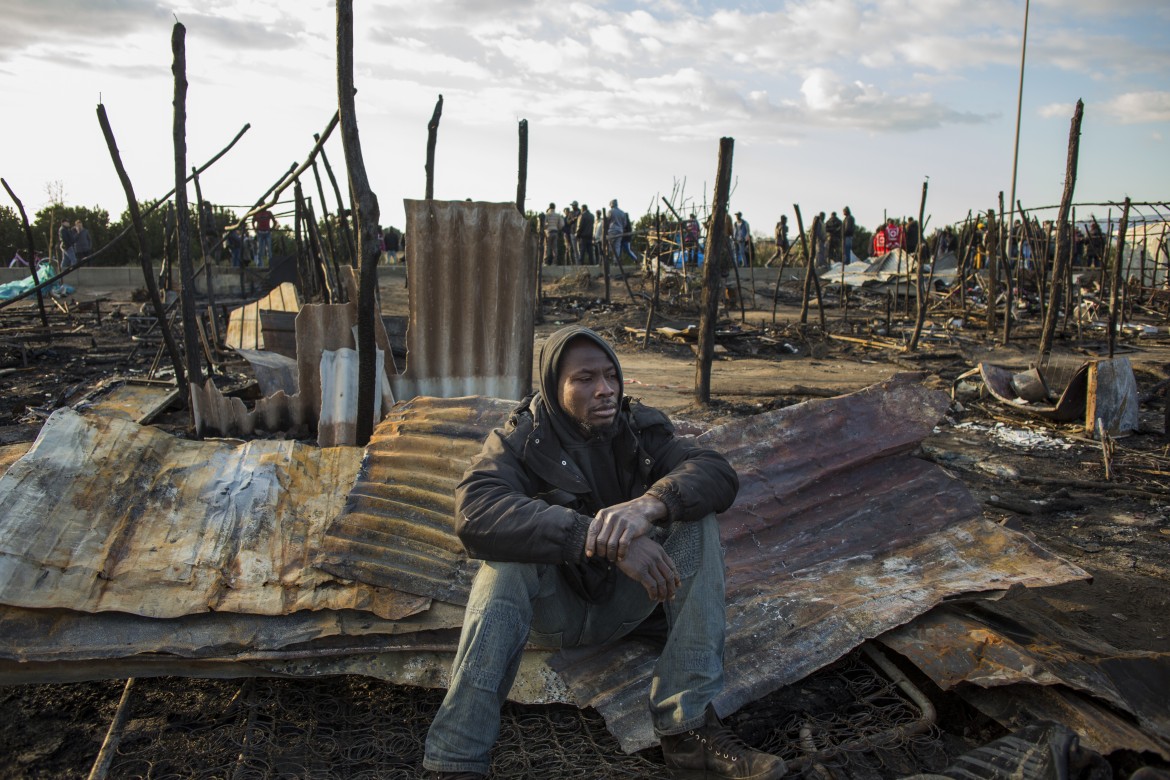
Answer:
[
  {"left": 734, "top": 240, "right": 748, "bottom": 267},
  {"left": 255, "top": 231, "right": 272, "bottom": 267},
  {"left": 423, "top": 513, "right": 726, "bottom": 776},
  {"left": 843, "top": 236, "right": 853, "bottom": 263},
  {"left": 609, "top": 235, "right": 638, "bottom": 265}
]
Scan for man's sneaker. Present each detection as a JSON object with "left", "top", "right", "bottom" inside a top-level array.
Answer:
[{"left": 660, "top": 707, "right": 787, "bottom": 779}]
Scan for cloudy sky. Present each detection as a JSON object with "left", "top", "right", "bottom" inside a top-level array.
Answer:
[{"left": 2, "top": 0, "right": 1168, "bottom": 238}]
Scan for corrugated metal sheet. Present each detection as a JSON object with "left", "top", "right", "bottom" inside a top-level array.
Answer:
[
  {"left": 0, "top": 408, "right": 425, "bottom": 620},
  {"left": 316, "top": 395, "right": 513, "bottom": 603},
  {"left": 318, "top": 379, "right": 1088, "bottom": 752},
  {"left": 879, "top": 596, "right": 1170, "bottom": 751},
  {"left": 391, "top": 200, "right": 537, "bottom": 401}
]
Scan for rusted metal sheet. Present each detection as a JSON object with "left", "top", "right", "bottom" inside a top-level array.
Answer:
[
  {"left": 236, "top": 348, "right": 299, "bottom": 397},
  {"left": 879, "top": 596, "right": 1170, "bottom": 747},
  {"left": 318, "top": 348, "right": 393, "bottom": 447},
  {"left": 223, "top": 282, "right": 300, "bottom": 351},
  {"left": 960, "top": 683, "right": 1170, "bottom": 760},
  {"left": 75, "top": 378, "right": 180, "bottom": 424},
  {"left": 318, "top": 378, "right": 1088, "bottom": 752},
  {"left": 391, "top": 200, "right": 537, "bottom": 401},
  {"left": 316, "top": 395, "right": 513, "bottom": 603},
  {"left": 0, "top": 409, "right": 425, "bottom": 620},
  {"left": 980, "top": 361, "right": 1089, "bottom": 422}
]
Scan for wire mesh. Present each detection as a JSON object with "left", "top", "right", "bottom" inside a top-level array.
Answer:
[{"left": 0, "top": 646, "right": 962, "bottom": 779}]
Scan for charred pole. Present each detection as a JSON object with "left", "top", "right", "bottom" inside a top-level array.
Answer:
[
  {"left": 696, "top": 137, "right": 733, "bottom": 405},
  {"left": 337, "top": 0, "right": 382, "bottom": 446},
  {"left": 0, "top": 179, "right": 49, "bottom": 326},
  {"left": 907, "top": 179, "right": 930, "bottom": 352},
  {"left": 425, "top": 94, "right": 443, "bottom": 200},
  {"left": 1038, "top": 99, "right": 1084, "bottom": 358}
]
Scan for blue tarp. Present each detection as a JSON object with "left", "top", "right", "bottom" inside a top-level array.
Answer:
[{"left": 0, "top": 262, "right": 73, "bottom": 300}]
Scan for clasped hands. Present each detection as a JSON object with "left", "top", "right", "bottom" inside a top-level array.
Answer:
[{"left": 585, "top": 494, "right": 679, "bottom": 602}]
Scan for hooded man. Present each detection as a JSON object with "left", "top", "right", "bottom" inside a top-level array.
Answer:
[{"left": 423, "top": 326, "right": 785, "bottom": 780}]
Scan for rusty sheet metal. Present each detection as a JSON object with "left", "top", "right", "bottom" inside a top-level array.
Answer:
[
  {"left": 224, "top": 282, "right": 300, "bottom": 351},
  {"left": 236, "top": 348, "right": 299, "bottom": 397},
  {"left": 0, "top": 601, "right": 466, "bottom": 663},
  {"left": 0, "top": 408, "right": 425, "bottom": 620},
  {"left": 980, "top": 361, "right": 1088, "bottom": 422},
  {"left": 391, "top": 200, "right": 537, "bottom": 401},
  {"left": 318, "top": 379, "right": 1088, "bottom": 752},
  {"left": 318, "top": 348, "right": 393, "bottom": 447},
  {"left": 878, "top": 595, "right": 1170, "bottom": 745},
  {"left": 316, "top": 395, "right": 513, "bottom": 603},
  {"left": 960, "top": 682, "right": 1170, "bottom": 760},
  {"left": 75, "top": 378, "right": 180, "bottom": 424}
]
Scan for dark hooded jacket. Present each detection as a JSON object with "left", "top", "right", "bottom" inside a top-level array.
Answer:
[{"left": 454, "top": 326, "right": 739, "bottom": 602}]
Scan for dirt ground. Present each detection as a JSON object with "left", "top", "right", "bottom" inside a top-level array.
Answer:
[{"left": 0, "top": 266, "right": 1168, "bottom": 777}]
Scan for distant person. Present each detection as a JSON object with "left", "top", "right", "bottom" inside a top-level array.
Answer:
[
  {"left": 684, "top": 213, "right": 701, "bottom": 265},
  {"left": 872, "top": 222, "right": 887, "bottom": 257},
  {"left": 383, "top": 226, "right": 402, "bottom": 263},
  {"left": 252, "top": 207, "right": 278, "bottom": 268},
  {"left": 607, "top": 199, "right": 638, "bottom": 265},
  {"left": 812, "top": 212, "right": 827, "bottom": 269},
  {"left": 576, "top": 205, "right": 595, "bottom": 265},
  {"left": 59, "top": 220, "right": 77, "bottom": 269},
  {"left": 882, "top": 218, "right": 903, "bottom": 253},
  {"left": 563, "top": 207, "right": 577, "bottom": 265},
  {"left": 825, "top": 211, "right": 842, "bottom": 264},
  {"left": 904, "top": 217, "right": 920, "bottom": 255},
  {"left": 732, "top": 211, "right": 751, "bottom": 267},
  {"left": 766, "top": 214, "right": 789, "bottom": 267},
  {"left": 227, "top": 227, "right": 244, "bottom": 268},
  {"left": 544, "top": 203, "right": 564, "bottom": 265},
  {"left": 842, "top": 207, "right": 855, "bottom": 263},
  {"left": 73, "top": 220, "right": 92, "bottom": 264},
  {"left": 594, "top": 209, "right": 606, "bottom": 261}
]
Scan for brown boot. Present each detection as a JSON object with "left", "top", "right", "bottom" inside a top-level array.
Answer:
[{"left": 660, "top": 707, "right": 787, "bottom": 779}]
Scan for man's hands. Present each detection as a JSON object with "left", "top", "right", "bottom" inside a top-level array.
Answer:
[
  {"left": 585, "top": 494, "right": 678, "bottom": 602},
  {"left": 586, "top": 494, "right": 666, "bottom": 562}
]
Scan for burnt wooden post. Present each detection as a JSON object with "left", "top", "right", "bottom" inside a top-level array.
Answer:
[
  {"left": 601, "top": 208, "right": 612, "bottom": 304},
  {"left": 644, "top": 206, "right": 662, "bottom": 349},
  {"left": 311, "top": 158, "right": 340, "bottom": 270},
  {"left": 696, "top": 137, "right": 733, "bottom": 405},
  {"left": 338, "top": 0, "right": 382, "bottom": 446},
  {"left": 987, "top": 202, "right": 1000, "bottom": 335},
  {"left": 907, "top": 180, "right": 930, "bottom": 352},
  {"left": 190, "top": 167, "right": 219, "bottom": 350},
  {"left": 0, "top": 179, "right": 49, "bottom": 326},
  {"left": 315, "top": 132, "right": 356, "bottom": 265},
  {"left": 1038, "top": 99, "right": 1084, "bottom": 358},
  {"left": 424, "top": 94, "right": 443, "bottom": 200},
  {"left": 97, "top": 103, "right": 188, "bottom": 398},
  {"left": 170, "top": 24, "right": 203, "bottom": 414},
  {"left": 1000, "top": 192, "right": 1013, "bottom": 344},
  {"left": 516, "top": 119, "right": 528, "bottom": 214},
  {"left": 794, "top": 205, "right": 825, "bottom": 329},
  {"left": 161, "top": 201, "right": 174, "bottom": 291},
  {"left": 1108, "top": 198, "right": 1131, "bottom": 360},
  {"left": 293, "top": 183, "right": 310, "bottom": 298}
]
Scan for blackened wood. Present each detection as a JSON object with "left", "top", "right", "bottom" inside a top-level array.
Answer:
[
  {"left": 190, "top": 167, "right": 219, "bottom": 351},
  {"left": 1038, "top": 99, "right": 1084, "bottom": 358},
  {"left": 644, "top": 207, "right": 661, "bottom": 349},
  {"left": 907, "top": 180, "right": 930, "bottom": 352},
  {"left": 1108, "top": 198, "right": 1131, "bottom": 359},
  {"left": 516, "top": 119, "right": 528, "bottom": 214},
  {"left": 293, "top": 183, "right": 311, "bottom": 299},
  {"left": 0, "top": 178, "right": 48, "bottom": 326},
  {"left": 987, "top": 204, "right": 999, "bottom": 335},
  {"left": 97, "top": 102, "right": 187, "bottom": 398},
  {"left": 311, "top": 158, "right": 340, "bottom": 271},
  {"left": 316, "top": 130, "right": 356, "bottom": 265},
  {"left": 696, "top": 137, "right": 733, "bottom": 405},
  {"left": 337, "top": 0, "right": 382, "bottom": 446},
  {"left": 794, "top": 205, "right": 825, "bottom": 329},
  {"left": 601, "top": 208, "right": 611, "bottom": 304},
  {"left": 1000, "top": 192, "right": 1013, "bottom": 344},
  {"left": 425, "top": 94, "right": 443, "bottom": 200},
  {"left": 170, "top": 24, "right": 203, "bottom": 413}
]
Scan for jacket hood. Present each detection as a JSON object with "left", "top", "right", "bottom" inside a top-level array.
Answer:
[{"left": 537, "top": 326, "right": 624, "bottom": 423}]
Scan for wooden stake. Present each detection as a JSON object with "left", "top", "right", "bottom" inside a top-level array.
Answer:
[
  {"left": 516, "top": 119, "right": 528, "bottom": 214},
  {"left": 1038, "top": 99, "right": 1084, "bottom": 358},
  {"left": 337, "top": 0, "right": 382, "bottom": 446},
  {"left": 1108, "top": 198, "right": 1131, "bottom": 359},
  {"left": 425, "top": 94, "right": 443, "bottom": 200},
  {"left": 0, "top": 178, "right": 49, "bottom": 326},
  {"left": 170, "top": 23, "right": 202, "bottom": 415},
  {"left": 907, "top": 179, "right": 930, "bottom": 352},
  {"left": 696, "top": 137, "right": 733, "bottom": 405}
]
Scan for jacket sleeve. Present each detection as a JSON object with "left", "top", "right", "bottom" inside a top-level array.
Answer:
[
  {"left": 454, "top": 428, "right": 590, "bottom": 564},
  {"left": 636, "top": 407, "right": 739, "bottom": 523}
]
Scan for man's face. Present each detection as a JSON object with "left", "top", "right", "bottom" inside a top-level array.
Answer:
[{"left": 558, "top": 339, "right": 620, "bottom": 436}]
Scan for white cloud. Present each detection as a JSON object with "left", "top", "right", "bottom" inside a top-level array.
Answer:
[{"left": 1100, "top": 91, "right": 1170, "bottom": 124}]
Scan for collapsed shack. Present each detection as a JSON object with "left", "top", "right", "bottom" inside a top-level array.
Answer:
[{"left": 1, "top": 201, "right": 1170, "bottom": 779}]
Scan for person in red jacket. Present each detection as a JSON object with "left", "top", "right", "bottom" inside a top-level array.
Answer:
[
  {"left": 872, "top": 224, "right": 888, "bottom": 257},
  {"left": 882, "top": 218, "right": 904, "bottom": 252}
]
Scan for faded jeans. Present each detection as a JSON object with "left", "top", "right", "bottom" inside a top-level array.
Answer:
[
  {"left": 255, "top": 231, "right": 272, "bottom": 267},
  {"left": 423, "top": 513, "right": 726, "bottom": 776}
]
